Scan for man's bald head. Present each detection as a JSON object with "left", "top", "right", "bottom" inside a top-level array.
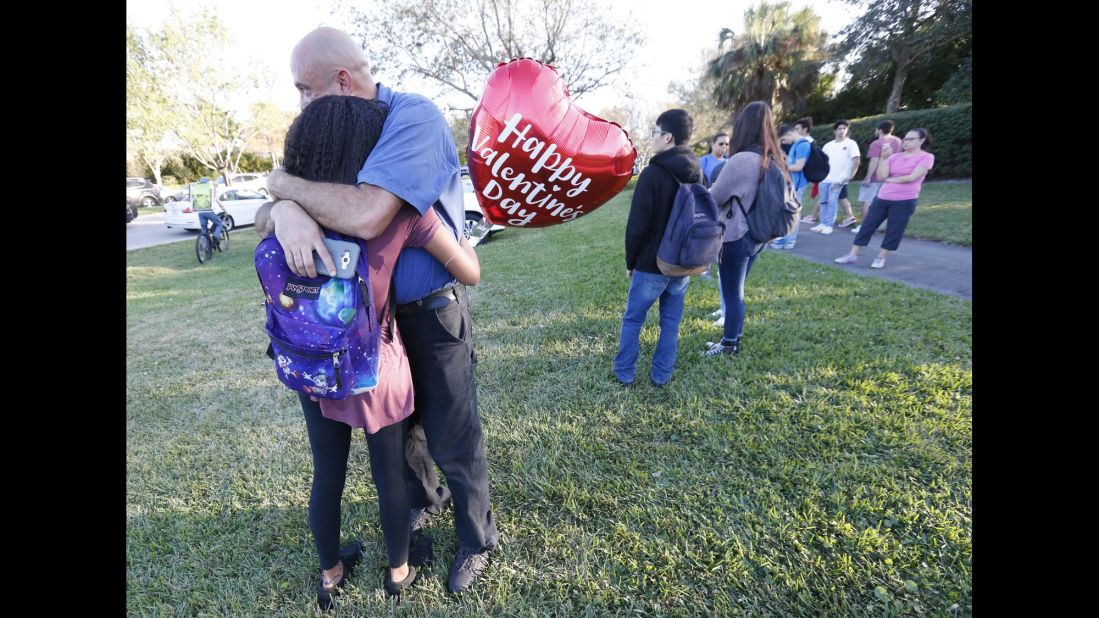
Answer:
[{"left": 291, "top": 27, "right": 376, "bottom": 110}]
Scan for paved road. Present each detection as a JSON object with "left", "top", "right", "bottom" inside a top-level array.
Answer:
[
  {"left": 774, "top": 220, "right": 972, "bottom": 300},
  {"left": 128, "top": 207, "right": 972, "bottom": 302},
  {"left": 127, "top": 211, "right": 198, "bottom": 250}
]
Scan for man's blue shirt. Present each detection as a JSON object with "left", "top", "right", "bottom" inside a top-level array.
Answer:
[
  {"left": 358, "top": 83, "right": 463, "bottom": 304},
  {"left": 787, "top": 139, "right": 811, "bottom": 191},
  {"left": 699, "top": 153, "right": 724, "bottom": 184}
]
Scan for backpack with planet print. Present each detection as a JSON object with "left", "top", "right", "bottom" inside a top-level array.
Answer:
[{"left": 255, "top": 232, "right": 380, "bottom": 399}]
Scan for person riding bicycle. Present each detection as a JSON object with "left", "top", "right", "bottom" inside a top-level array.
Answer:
[{"left": 192, "top": 178, "right": 225, "bottom": 247}]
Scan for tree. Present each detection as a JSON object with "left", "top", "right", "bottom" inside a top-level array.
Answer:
[
  {"left": 836, "top": 0, "right": 971, "bottom": 113},
  {"left": 448, "top": 112, "right": 472, "bottom": 165},
  {"left": 706, "top": 1, "right": 829, "bottom": 118},
  {"left": 246, "top": 101, "right": 297, "bottom": 170},
  {"left": 335, "top": 0, "right": 644, "bottom": 110},
  {"left": 666, "top": 49, "right": 735, "bottom": 156},
  {"left": 597, "top": 99, "right": 661, "bottom": 169},
  {"left": 128, "top": 7, "right": 277, "bottom": 184},
  {"left": 127, "top": 23, "right": 184, "bottom": 185},
  {"left": 935, "top": 52, "right": 971, "bottom": 106}
]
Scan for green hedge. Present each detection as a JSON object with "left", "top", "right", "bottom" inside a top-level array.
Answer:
[{"left": 808, "top": 104, "right": 971, "bottom": 178}]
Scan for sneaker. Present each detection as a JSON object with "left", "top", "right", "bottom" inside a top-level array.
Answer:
[
  {"left": 834, "top": 254, "right": 857, "bottom": 265},
  {"left": 769, "top": 241, "right": 786, "bottom": 250},
  {"left": 837, "top": 217, "right": 857, "bottom": 228},
  {"left": 708, "top": 309, "right": 724, "bottom": 319},
  {"left": 784, "top": 243, "right": 795, "bottom": 250},
  {"left": 448, "top": 547, "right": 491, "bottom": 593},
  {"left": 612, "top": 374, "right": 634, "bottom": 387},
  {"left": 702, "top": 339, "right": 739, "bottom": 356},
  {"left": 871, "top": 256, "right": 886, "bottom": 269},
  {"left": 810, "top": 224, "right": 824, "bottom": 232},
  {"left": 850, "top": 225, "right": 861, "bottom": 234},
  {"left": 818, "top": 226, "right": 833, "bottom": 235},
  {"left": 712, "top": 316, "right": 725, "bottom": 327},
  {"left": 800, "top": 216, "right": 817, "bottom": 224},
  {"left": 409, "top": 494, "right": 454, "bottom": 534}
]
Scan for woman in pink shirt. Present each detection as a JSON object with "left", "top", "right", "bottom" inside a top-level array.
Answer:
[
  {"left": 834, "top": 128, "right": 935, "bottom": 269},
  {"left": 261, "top": 95, "right": 480, "bottom": 605}
]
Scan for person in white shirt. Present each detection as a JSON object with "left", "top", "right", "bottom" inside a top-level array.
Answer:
[{"left": 811, "top": 120, "right": 861, "bottom": 234}]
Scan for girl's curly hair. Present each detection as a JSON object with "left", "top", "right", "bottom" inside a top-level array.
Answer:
[{"left": 282, "top": 95, "right": 390, "bottom": 184}]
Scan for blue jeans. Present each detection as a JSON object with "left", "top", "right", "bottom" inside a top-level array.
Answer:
[
  {"left": 613, "top": 270, "right": 690, "bottom": 385},
  {"left": 198, "top": 210, "right": 224, "bottom": 238},
  {"left": 719, "top": 235, "right": 764, "bottom": 342},
  {"left": 818, "top": 182, "right": 842, "bottom": 227},
  {"left": 771, "top": 184, "right": 808, "bottom": 248},
  {"left": 717, "top": 269, "right": 726, "bottom": 316}
]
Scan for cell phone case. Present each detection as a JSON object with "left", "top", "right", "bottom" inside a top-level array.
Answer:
[{"left": 314, "top": 238, "right": 360, "bottom": 279}]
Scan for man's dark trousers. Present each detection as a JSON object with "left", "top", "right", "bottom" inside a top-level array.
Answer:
[{"left": 397, "top": 285, "right": 499, "bottom": 552}]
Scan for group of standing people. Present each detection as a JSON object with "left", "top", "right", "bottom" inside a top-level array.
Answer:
[
  {"left": 614, "top": 103, "right": 936, "bottom": 384},
  {"left": 235, "top": 25, "right": 936, "bottom": 610},
  {"left": 252, "top": 27, "right": 499, "bottom": 609},
  {"left": 613, "top": 100, "right": 792, "bottom": 386}
]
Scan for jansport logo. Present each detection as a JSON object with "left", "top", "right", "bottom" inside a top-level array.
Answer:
[{"left": 283, "top": 278, "right": 322, "bottom": 300}]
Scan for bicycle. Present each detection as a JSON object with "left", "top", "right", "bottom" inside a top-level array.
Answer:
[{"left": 196, "top": 212, "right": 230, "bottom": 263}]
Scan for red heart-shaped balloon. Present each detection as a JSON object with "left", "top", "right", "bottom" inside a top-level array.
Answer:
[{"left": 467, "top": 58, "right": 637, "bottom": 228}]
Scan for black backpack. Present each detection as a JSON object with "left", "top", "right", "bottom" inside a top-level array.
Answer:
[
  {"left": 797, "top": 139, "right": 830, "bottom": 183},
  {"left": 656, "top": 181, "right": 726, "bottom": 277},
  {"left": 728, "top": 158, "right": 802, "bottom": 245}
]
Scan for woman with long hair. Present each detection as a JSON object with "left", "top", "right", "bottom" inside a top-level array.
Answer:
[
  {"left": 264, "top": 94, "right": 480, "bottom": 607},
  {"left": 833, "top": 127, "right": 935, "bottom": 269},
  {"left": 704, "top": 100, "right": 792, "bottom": 356}
]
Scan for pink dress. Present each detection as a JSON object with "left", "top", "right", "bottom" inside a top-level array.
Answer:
[{"left": 319, "top": 206, "right": 440, "bottom": 433}]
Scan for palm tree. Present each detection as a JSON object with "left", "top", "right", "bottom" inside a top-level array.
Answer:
[{"left": 707, "top": 1, "right": 829, "bottom": 118}]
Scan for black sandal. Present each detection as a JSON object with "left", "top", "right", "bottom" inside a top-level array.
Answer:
[
  {"left": 316, "top": 540, "right": 365, "bottom": 611},
  {"left": 383, "top": 565, "right": 418, "bottom": 597}
]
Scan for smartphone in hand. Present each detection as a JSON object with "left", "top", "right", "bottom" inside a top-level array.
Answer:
[{"left": 314, "top": 238, "right": 360, "bottom": 279}]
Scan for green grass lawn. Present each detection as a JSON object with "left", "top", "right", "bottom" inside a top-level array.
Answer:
[
  {"left": 801, "top": 180, "right": 971, "bottom": 247},
  {"left": 127, "top": 190, "right": 972, "bottom": 616}
]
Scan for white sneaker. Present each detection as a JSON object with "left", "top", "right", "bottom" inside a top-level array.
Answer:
[
  {"left": 712, "top": 317, "right": 725, "bottom": 327},
  {"left": 871, "top": 256, "right": 886, "bottom": 269},
  {"left": 850, "top": 225, "right": 861, "bottom": 234},
  {"left": 800, "top": 216, "right": 817, "bottom": 224},
  {"left": 810, "top": 224, "right": 824, "bottom": 232},
  {"left": 708, "top": 309, "right": 724, "bottom": 319},
  {"left": 834, "top": 253, "right": 857, "bottom": 265},
  {"left": 819, "top": 226, "right": 833, "bottom": 235}
]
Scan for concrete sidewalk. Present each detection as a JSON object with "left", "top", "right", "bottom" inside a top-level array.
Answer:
[{"left": 770, "top": 221, "right": 972, "bottom": 300}]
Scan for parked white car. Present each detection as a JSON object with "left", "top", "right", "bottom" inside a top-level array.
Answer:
[
  {"left": 163, "top": 188, "right": 270, "bottom": 231},
  {"left": 217, "top": 173, "right": 268, "bottom": 195},
  {"left": 462, "top": 175, "right": 505, "bottom": 239}
]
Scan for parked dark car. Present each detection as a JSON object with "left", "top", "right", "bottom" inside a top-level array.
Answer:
[
  {"left": 127, "top": 202, "right": 138, "bottom": 223},
  {"left": 126, "top": 177, "right": 162, "bottom": 209}
]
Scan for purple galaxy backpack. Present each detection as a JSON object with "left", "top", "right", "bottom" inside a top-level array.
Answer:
[{"left": 255, "top": 231, "right": 381, "bottom": 399}]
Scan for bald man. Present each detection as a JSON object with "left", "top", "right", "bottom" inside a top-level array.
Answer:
[{"left": 255, "top": 27, "right": 498, "bottom": 594}]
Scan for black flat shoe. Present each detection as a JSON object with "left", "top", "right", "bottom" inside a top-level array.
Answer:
[
  {"left": 317, "top": 540, "right": 365, "bottom": 611},
  {"left": 383, "top": 565, "right": 418, "bottom": 596}
]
